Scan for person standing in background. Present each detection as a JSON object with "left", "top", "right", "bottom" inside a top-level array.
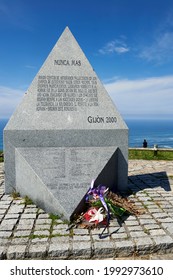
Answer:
[{"left": 143, "top": 139, "right": 148, "bottom": 148}]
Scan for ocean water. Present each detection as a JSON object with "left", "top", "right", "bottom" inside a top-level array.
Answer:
[
  {"left": 0, "top": 119, "right": 8, "bottom": 151},
  {"left": 125, "top": 119, "right": 173, "bottom": 148},
  {"left": 0, "top": 118, "right": 173, "bottom": 150}
]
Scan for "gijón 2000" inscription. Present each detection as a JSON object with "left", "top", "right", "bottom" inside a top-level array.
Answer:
[{"left": 87, "top": 115, "right": 117, "bottom": 124}]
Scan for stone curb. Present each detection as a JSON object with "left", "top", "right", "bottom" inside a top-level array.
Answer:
[{"left": 0, "top": 161, "right": 173, "bottom": 259}]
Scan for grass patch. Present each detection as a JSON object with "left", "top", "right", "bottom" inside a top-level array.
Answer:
[
  {"left": 49, "top": 213, "right": 61, "bottom": 221},
  {"left": 50, "top": 233, "right": 70, "bottom": 238},
  {"left": 49, "top": 213, "right": 69, "bottom": 225},
  {"left": 29, "top": 234, "right": 49, "bottom": 239},
  {"left": 0, "top": 151, "right": 3, "bottom": 162},
  {"left": 11, "top": 191, "right": 20, "bottom": 200},
  {"left": 129, "top": 149, "right": 173, "bottom": 160},
  {"left": 23, "top": 195, "right": 33, "bottom": 205}
]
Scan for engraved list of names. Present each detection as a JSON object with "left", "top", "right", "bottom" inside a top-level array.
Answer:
[{"left": 36, "top": 75, "right": 98, "bottom": 111}]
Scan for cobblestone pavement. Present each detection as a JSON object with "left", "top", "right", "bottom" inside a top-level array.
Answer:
[{"left": 0, "top": 160, "right": 173, "bottom": 260}]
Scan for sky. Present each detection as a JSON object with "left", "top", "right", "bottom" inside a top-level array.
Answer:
[{"left": 0, "top": 0, "right": 173, "bottom": 120}]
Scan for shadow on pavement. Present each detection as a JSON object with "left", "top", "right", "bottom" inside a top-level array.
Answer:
[{"left": 128, "top": 171, "right": 171, "bottom": 194}]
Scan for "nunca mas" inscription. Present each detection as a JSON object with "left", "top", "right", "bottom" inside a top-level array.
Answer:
[{"left": 36, "top": 75, "right": 98, "bottom": 111}]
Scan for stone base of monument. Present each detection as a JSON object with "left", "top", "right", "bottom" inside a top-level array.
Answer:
[{"left": 15, "top": 146, "right": 120, "bottom": 221}]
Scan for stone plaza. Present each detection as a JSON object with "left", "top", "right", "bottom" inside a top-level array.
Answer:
[{"left": 0, "top": 160, "right": 173, "bottom": 259}]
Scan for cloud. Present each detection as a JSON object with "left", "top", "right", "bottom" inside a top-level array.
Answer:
[
  {"left": 0, "top": 86, "right": 24, "bottom": 119},
  {"left": 104, "top": 75, "right": 173, "bottom": 118},
  {"left": 139, "top": 31, "right": 173, "bottom": 63},
  {"left": 99, "top": 38, "right": 130, "bottom": 55}
]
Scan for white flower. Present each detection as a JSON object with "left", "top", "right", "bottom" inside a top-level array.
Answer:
[{"left": 89, "top": 207, "right": 104, "bottom": 223}]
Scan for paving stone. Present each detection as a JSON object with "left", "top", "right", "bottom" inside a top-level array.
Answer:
[
  {"left": 25, "top": 205, "right": 37, "bottom": 208},
  {"left": 92, "top": 233, "right": 111, "bottom": 242},
  {"left": 34, "top": 224, "right": 51, "bottom": 230},
  {"left": 0, "top": 231, "right": 12, "bottom": 238},
  {"left": 111, "top": 232, "right": 128, "bottom": 239},
  {"left": 7, "top": 245, "right": 27, "bottom": 259},
  {"left": 127, "top": 225, "right": 144, "bottom": 232},
  {"left": 152, "top": 213, "right": 170, "bottom": 219},
  {"left": 37, "top": 209, "right": 45, "bottom": 214},
  {"left": 162, "top": 224, "right": 173, "bottom": 234},
  {"left": 149, "top": 229, "right": 166, "bottom": 236},
  {"left": 8, "top": 205, "right": 25, "bottom": 214},
  {"left": 109, "top": 226, "right": 125, "bottom": 234},
  {"left": 0, "top": 238, "right": 9, "bottom": 245},
  {"left": 134, "top": 237, "right": 154, "bottom": 254},
  {"left": 139, "top": 214, "right": 153, "bottom": 219},
  {"left": 49, "top": 242, "right": 70, "bottom": 258},
  {"left": 16, "top": 220, "right": 34, "bottom": 230},
  {"left": 124, "top": 220, "right": 139, "bottom": 226},
  {"left": 139, "top": 219, "right": 157, "bottom": 225},
  {"left": 124, "top": 215, "right": 138, "bottom": 221},
  {"left": 0, "top": 200, "right": 11, "bottom": 205},
  {"left": 72, "top": 228, "right": 89, "bottom": 235},
  {"left": 4, "top": 214, "right": 20, "bottom": 219},
  {"left": 0, "top": 209, "right": 6, "bottom": 214},
  {"left": 72, "top": 241, "right": 92, "bottom": 259},
  {"left": 28, "top": 244, "right": 47, "bottom": 258},
  {"left": 90, "top": 228, "right": 109, "bottom": 235},
  {"left": 13, "top": 230, "right": 31, "bottom": 237},
  {"left": 73, "top": 235, "right": 91, "bottom": 241},
  {"left": 18, "top": 219, "right": 34, "bottom": 225},
  {"left": 0, "top": 214, "right": 4, "bottom": 221},
  {"left": 1, "top": 219, "right": 18, "bottom": 225},
  {"left": 130, "top": 231, "right": 149, "bottom": 238},
  {"left": 1, "top": 195, "right": 12, "bottom": 201},
  {"left": 53, "top": 224, "right": 68, "bottom": 230},
  {"left": 50, "top": 236, "right": 69, "bottom": 243},
  {"left": 114, "top": 240, "right": 135, "bottom": 257},
  {"left": 31, "top": 237, "right": 49, "bottom": 243},
  {"left": 143, "top": 224, "right": 160, "bottom": 230},
  {"left": 151, "top": 253, "right": 173, "bottom": 260},
  {"left": 52, "top": 225, "right": 68, "bottom": 235},
  {"left": 0, "top": 246, "right": 6, "bottom": 259},
  {"left": 152, "top": 235, "right": 173, "bottom": 254},
  {"left": 11, "top": 237, "right": 29, "bottom": 245},
  {"left": 35, "top": 218, "right": 52, "bottom": 225},
  {"left": 0, "top": 223, "right": 15, "bottom": 231},
  {"left": 24, "top": 208, "right": 38, "bottom": 213},
  {"left": 0, "top": 201, "right": 11, "bottom": 210},
  {"left": 109, "top": 219, "right": 120, "bottom": 227},
  {"left": 148, "top": 208, "right": 163, "bottom": 213},
  {"left": 38, "top": 213, "right": 50, "bottom": 219},
  {"left": 52, "top": 230, "right": 69, "bottom": 236},
  {"left": 33, "top": 230, "right": 50, "bottom": 236},
  {"left": 157, "top": 217, "right": 173, "bottom": 223},
  {"left": 20, "top": 213, "right": 37, "bottom": 219},
  {"left": 94, "top": 241, "right": 115, "bottom": 258}
]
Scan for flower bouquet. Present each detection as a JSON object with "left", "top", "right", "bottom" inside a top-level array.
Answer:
[{"left": 70, "top": 180, "right": 144, "bottom": 233}]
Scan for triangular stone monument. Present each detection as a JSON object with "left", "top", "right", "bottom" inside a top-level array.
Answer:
[{"left": 4, "top": 27, "right": 128, "bottom": 220}]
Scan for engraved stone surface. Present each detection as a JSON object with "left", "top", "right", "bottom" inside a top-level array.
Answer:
[
  {"left": 15, "top": 146, "right": 118, "bottom": 219},
  {"left": 4, "top": 26, "right": 128, "bottom": 220}
]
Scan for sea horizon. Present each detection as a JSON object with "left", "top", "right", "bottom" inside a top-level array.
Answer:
[{"left": 0, "top": 117, "right": 173, "bottom": 151}]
